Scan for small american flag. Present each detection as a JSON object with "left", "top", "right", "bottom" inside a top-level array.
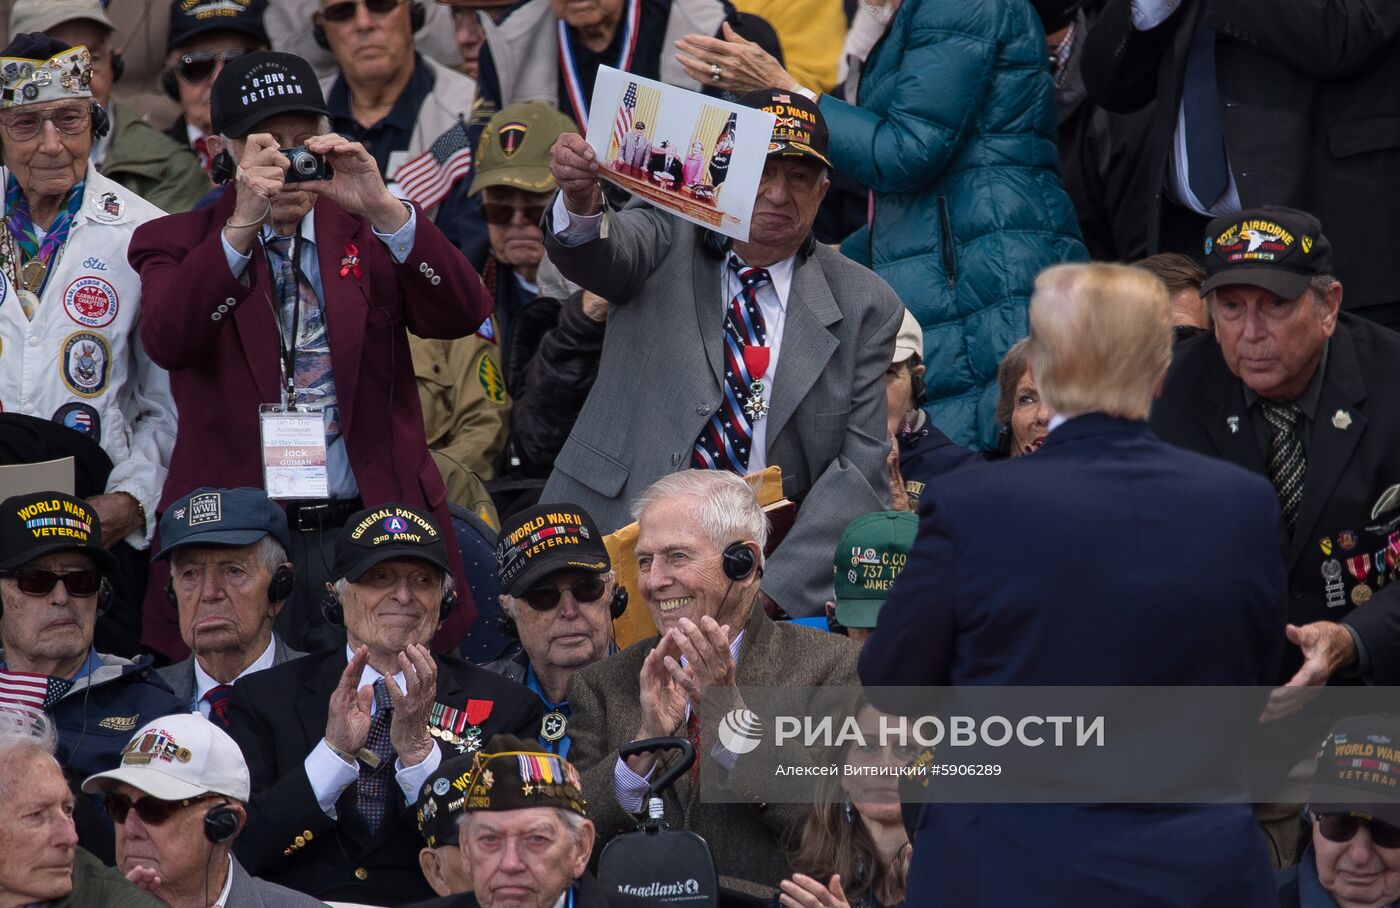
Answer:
[
  {"left": 393, "top": 120, "right": 474, "bottom": 210},
  {"left": 612, "top": 82, "right": 638, "bottom": 154},
  {"left": 0, "top": 670, "right": 69, "bottom": 711}
]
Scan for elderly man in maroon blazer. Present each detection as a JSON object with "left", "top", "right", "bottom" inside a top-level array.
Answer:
[{"left": 129, "top": 51, "right": 492, "bottom": 660}]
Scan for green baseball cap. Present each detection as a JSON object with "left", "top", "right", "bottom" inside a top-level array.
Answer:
[
  {"left": 470, "top": 101, "right": 578, "bottom": 197},
  {"left": 833, "top": 512, "right": 918, "bottom": 628}
]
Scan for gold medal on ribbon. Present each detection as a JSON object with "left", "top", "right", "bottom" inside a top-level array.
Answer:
[{"left": 18, "top": 258, "right": 46, "bottom": 292}]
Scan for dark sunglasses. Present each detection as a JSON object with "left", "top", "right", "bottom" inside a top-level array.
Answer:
[
  {"left": 321, "top": 0, "right": 404, "bottom": 23},
  {"left": 520, "top": 576, "right": 607, "bottom": 612},
  {"left": 481, "top": 201, "right": 548, "bottom": 226},
  {"left": 0, "top": 568, "right": 101, "bottom": 597},
  {"left": 1315, "top": 812, "right": 1400, "bottom": 849},
  {"left": 103, "top": 793, "right": 215, "bottom": 826},
  {"left": 174, "top": 49, "right": 249, "bottom": 84}
]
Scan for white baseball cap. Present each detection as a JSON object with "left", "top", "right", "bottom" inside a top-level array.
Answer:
[
  {"left": 81, "top": 713, "right": 250, "bottom": 802},
  {"left": 892, "top": 309, "right": 923, "bottom": 364}
]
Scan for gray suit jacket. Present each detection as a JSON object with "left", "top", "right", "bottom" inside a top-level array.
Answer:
[
  {"left": 225, "top": 856, "right": 328, "bottom": 907},
  {"left": 543, "top": 207, "right": 902, "bottom": 616},
  {"left": 566, "top": 605, "right": 859, "bottom": 899},
  {"left": 158, "top": 636, "right": 305, "bottom": 708}
]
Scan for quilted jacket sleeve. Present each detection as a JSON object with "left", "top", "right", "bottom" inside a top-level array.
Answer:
[{"left": 819, "top": 0, "right": 1000, "bottom": 195}]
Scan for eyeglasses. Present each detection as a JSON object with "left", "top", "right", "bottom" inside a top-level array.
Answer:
[
  {"left": 103, "top": 793, "right": 215, "bottom": 826},
  {"left": 0, "top": 568, "right": 101, "bottom": 597},
  {"left": 0, "top": 107, "right": 91, "bottom": 142},
  {"left": 481, "top": 201, "right": 548, "bottom": 226},
  {"left": 520, "top": 576, "right": 607, "bottom": 612},
  {"left": 173, "top": 49, "right": 249, "bottom": 84},
  {"left": 1315, "top": 812, "right": 1400, "bottom": 849},
  {"left": 320, "top": 0, "right": 404, "bottom": 24}
]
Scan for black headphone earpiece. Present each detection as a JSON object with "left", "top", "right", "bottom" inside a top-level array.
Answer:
[
  {"left": 160, "top": 67, "right": 178, "bottom": 101},
  {"left": 267, "top": 564, "right": 295, "bottom": 604},
  {"left": 90, "top": 103, "right": 110, "bottom": 139},
  {"left": 721, "top": 542, "right": 757, "bottom": 582},
  {"left": 439, "top": 584, "right": 457, "bottom": 623},
  {"left": 203, "top": 803, "right": 240, "bottom": 844},
  {"left": 314, "top": 0, "right": 425, "bottom": 48},
  {"left": 209, "top": 149, "right": 235, "bottom": 185},
  {"left": 609, "top": 585, "right": 628, "bottom": 621},
  {"left": 321, "top": 585, "right": 344, "bottom": 627},
  {"left": 910, "top": 367, "right": 928, "bottom": 410},
  {"left": 111, "top": 51, "right": 125, "bottom": 84}
]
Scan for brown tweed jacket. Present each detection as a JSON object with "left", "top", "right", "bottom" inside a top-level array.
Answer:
[{"left": 567, "top": 605, "right": 859, "bottom": 900}]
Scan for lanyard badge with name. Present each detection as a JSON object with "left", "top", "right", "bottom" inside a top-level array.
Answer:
[{"left": 257, "top": 231, "right": 330, "bottom": 500}]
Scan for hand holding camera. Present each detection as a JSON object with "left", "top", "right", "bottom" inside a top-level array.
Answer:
[{"left": 300, "top": 133, "right": 410, "bottom": 235}]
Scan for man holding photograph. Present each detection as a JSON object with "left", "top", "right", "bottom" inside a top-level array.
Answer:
[{"left": 544, "top": 88, "right": 903, "bottom": 620}]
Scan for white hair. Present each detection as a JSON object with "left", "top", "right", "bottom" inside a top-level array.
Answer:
[
  {"left": 630, "top": 470, "right": 769, "bottom": 554},
  {"left": 0, "top": 712, "right": 58, "bottom": 802}
]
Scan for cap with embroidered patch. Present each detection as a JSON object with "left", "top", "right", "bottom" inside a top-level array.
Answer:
[
  {"left": 82, "top": 713, "right": 251, "bottom": 802},
  {"left": 414, "top": 753, "right": 476, "bottom": 848},
  {"left": 155, "top": 487, "right": 290, "bottom": 560},
  {"left": 495, "top": 503, "right": 609, "bottom": 598},
  {"left": 832, "top": 511, "right": 918, "bottom": 628},
  {"left": 0, "top": 491, "right": 118, "bottom": 573},
  {"left": 470, "top": 101, "right": 577, "bottom": 196},
  {"left": 1309, "top": 714, "right": 1400, "bottom": 826},
  {"left": 737, "top": 87, "right": 830, "bottom": 169},
  {"left": 1201, "top": 206, "right": 1334, "bottom": 299},
  {"left": 335, "top": 503, "right": 450, "bottom": 581},
  {"left": 167, "top": 0, "right": 269, "bottom": 53},
  {"left": 461, "top": 734, "right": 586, "bottom": 816}
]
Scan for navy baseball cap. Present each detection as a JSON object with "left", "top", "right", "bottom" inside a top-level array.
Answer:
[
  {"left": 334, "top": 504, "right": 451, "bottom": 582},
  {"left": 155, "top": 488, "right": 291, "bottom": 560},
  {"left": 1201, "top": 207, "right": 1334, "bottom": 299},
  {"left": 167, "top": 0, "right": 268, "bottom": 53}
]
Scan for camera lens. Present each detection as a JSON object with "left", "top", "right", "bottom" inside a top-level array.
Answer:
[{"left": 293, "top": 152, "right": 318, "bottom": 176}]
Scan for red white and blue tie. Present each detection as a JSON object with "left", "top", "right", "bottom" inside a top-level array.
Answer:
[{"left": 692, "top": 262, "right": 770, "bottom": 473}]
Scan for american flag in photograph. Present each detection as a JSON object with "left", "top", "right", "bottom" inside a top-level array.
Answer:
[
  {"left": 394, "top": 120, "right": 474, "bottom": 210},
  {"left": 612, "top": 82, "right": 638, "bottom": 154},
  {"left": 0, "top": 670, "right": 64, "bottom": 711}
]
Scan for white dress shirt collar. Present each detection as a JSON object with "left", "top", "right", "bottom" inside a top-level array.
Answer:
[{"left": 193, "top": 637, "right": 278, "bottom": 704}]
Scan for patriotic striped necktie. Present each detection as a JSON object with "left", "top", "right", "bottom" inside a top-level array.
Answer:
[{"left": 692, "top": 262, "right": 770, "bottom": 473}]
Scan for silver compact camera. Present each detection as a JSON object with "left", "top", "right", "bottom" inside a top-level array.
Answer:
[{"left": 281, "top": 146, "right": 334, "bottom": 183}]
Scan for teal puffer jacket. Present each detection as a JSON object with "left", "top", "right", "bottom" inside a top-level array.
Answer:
[{"left": 824, "top": 0, "right": 1086, "bottom": 449}]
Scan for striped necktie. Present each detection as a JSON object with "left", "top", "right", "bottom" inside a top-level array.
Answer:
[
  {"left": 692, "top": 261, "right": 770, "bottom": 473},
  {"left": 1260, "top": 400, "right": 1305, "bottom": 530}
]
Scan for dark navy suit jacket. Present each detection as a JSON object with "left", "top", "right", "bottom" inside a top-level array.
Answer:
[{"left": 860, "top": 414, "right": 1287, "bottom": 906}]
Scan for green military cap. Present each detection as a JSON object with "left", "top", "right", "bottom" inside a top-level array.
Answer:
[
  {"left": 833, "top": 511, "right": 918, "bottom": 629},
  {"left": 470, "top": 101, "right": 578, "bottom": 196}
]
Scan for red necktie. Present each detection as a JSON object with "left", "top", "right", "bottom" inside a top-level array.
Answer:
[{"left": 202, "top": 684, "right": 233, "bottom": 728}]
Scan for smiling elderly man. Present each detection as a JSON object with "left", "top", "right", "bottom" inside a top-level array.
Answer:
[
  {"left": 224, "top": 503, "right": 541, "bottom": 905},
  {"left": 544, "top": 89, "right": 902, "bottom": 622},
  {"left": 154, "top": 488, "right": 305, "bottom": 725},
  {"left": 566, "top": 470, "right": 858, "bottom": 900},
  {"left": 0, "top": 715, "right": 160, "bottom": 907}
]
